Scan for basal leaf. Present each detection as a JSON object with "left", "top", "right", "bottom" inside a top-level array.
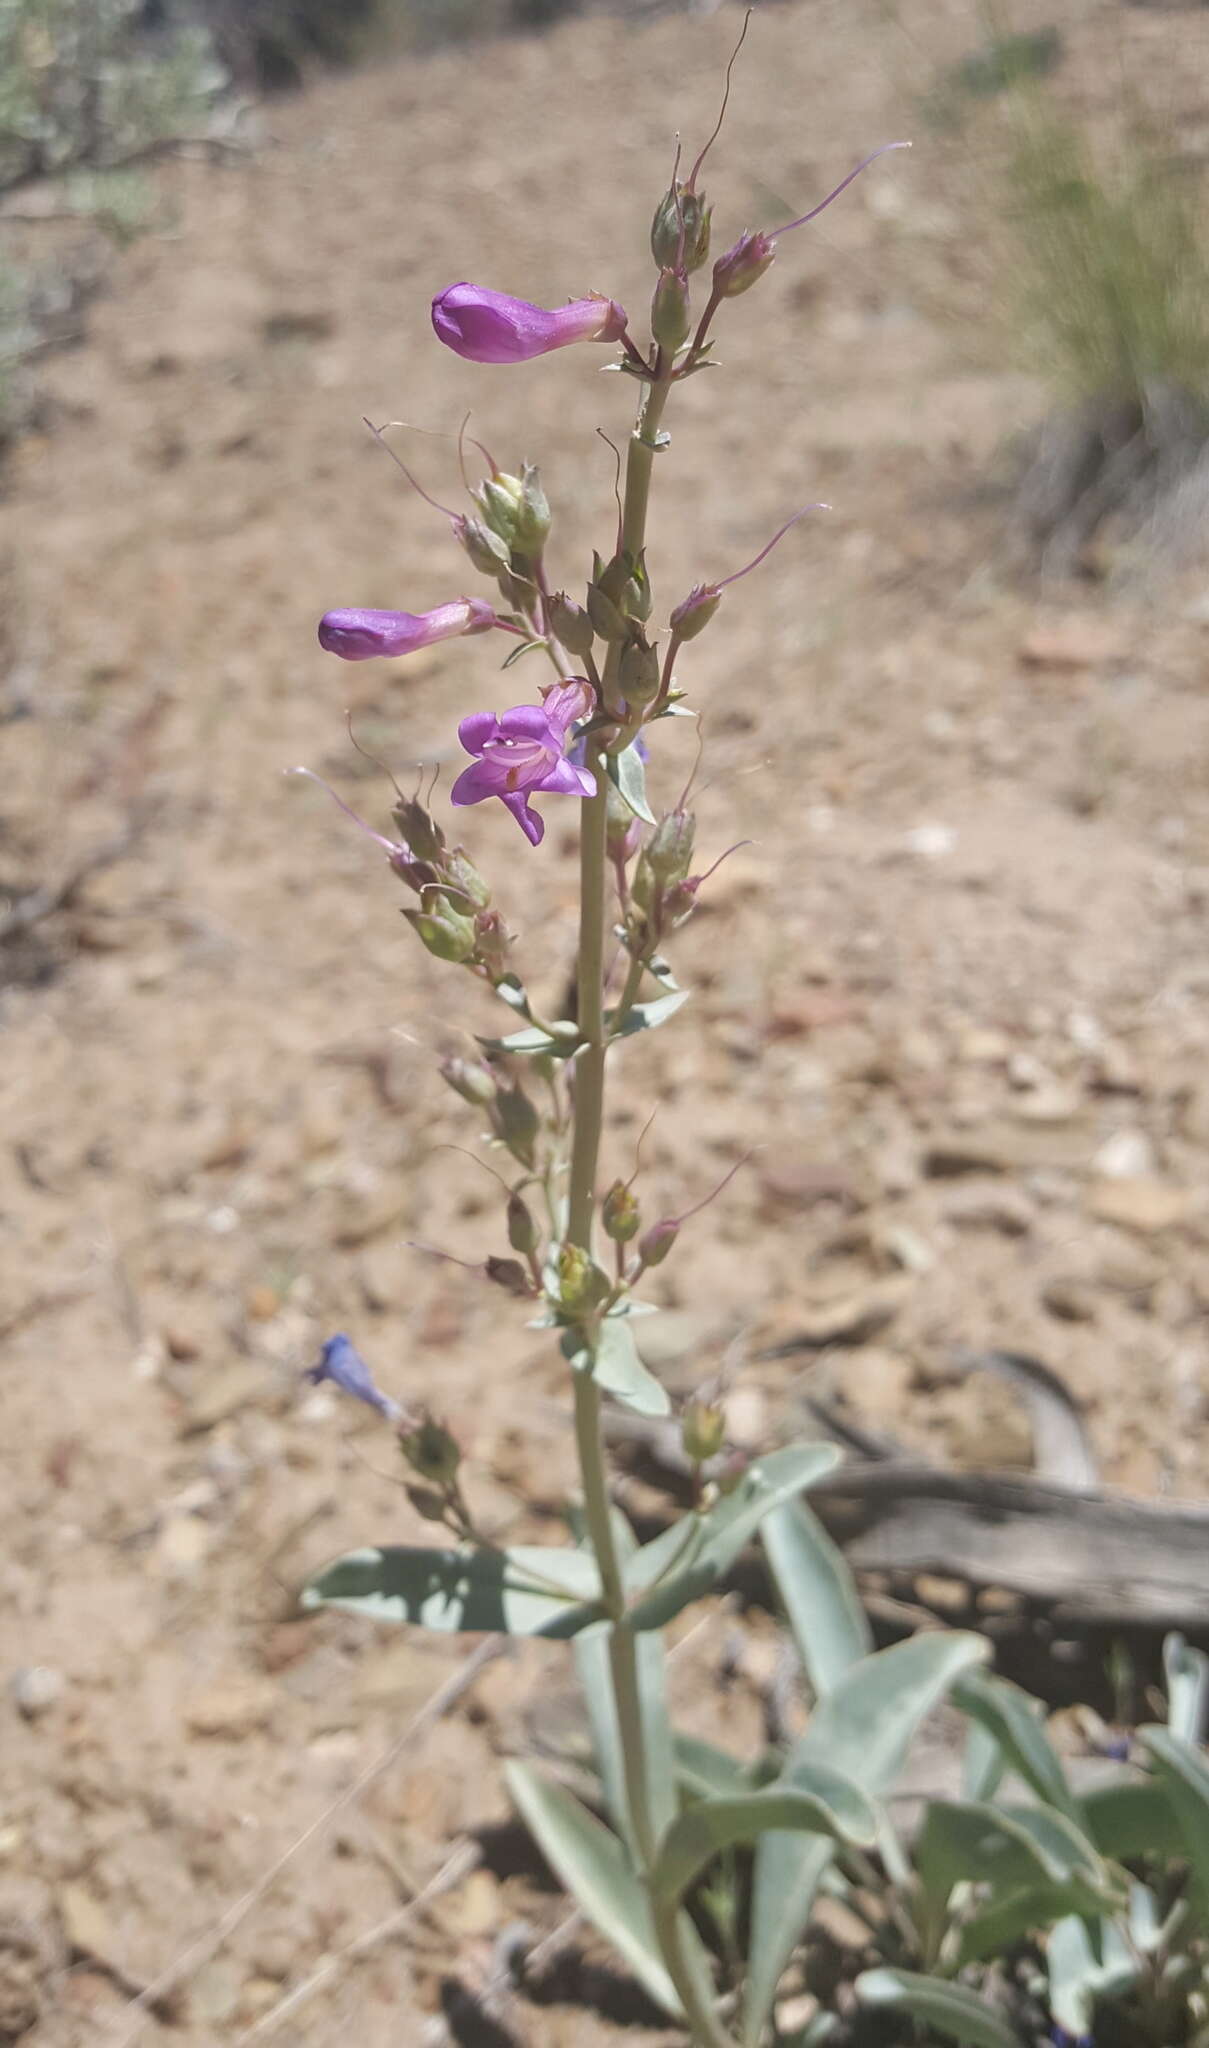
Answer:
[
  {"left": 654, "top": 1771, "right": 878, "bottom": 1906},
  {"left": 761, "top": 1500, "right": 871, "bottom": 1698}
]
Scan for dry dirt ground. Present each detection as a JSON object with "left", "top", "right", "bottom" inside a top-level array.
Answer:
[{"left": 3, "top": 0, "right": 1209, "bottom": 2040}]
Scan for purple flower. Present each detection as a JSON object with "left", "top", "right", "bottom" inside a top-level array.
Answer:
[
  {"left": 318, "top": 598, "right": 496, "bottom": 662},
  {"left": 451, "top": 704, "right": 595, "bottom": 846},
  {"left": 541, "top": 676, "right": 595, "bottom": 737},
  {"left": 431, "top": 284, "right": 628, "bottom": 365},
  {"left": 305, "top": 1334, "right": 402, "bottom": 1422}
]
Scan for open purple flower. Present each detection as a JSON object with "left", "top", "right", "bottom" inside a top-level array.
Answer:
[
  {"left": 305, "top": 1334, "right": 403, "bottom": 1422},
  {"left": 318, "top": 597, "right": 496, "bottom": 662},
  {"left": 451, "top": 704, "right": 595, "bottom": 846},
  {"left": 431, "top": 284, "right": 627, "bottom": 365}
]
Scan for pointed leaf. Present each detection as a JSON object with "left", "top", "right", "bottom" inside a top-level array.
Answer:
[
  {"left": 855, "top": 1968, "right": 1020, "bottom": 2048},
  {"left": 478, "top": 1022, "right": 580, "bottom": 1059},
  {"left": 1164, "top": 1633, "right": 1209, "bottom": 1745},
  {"left": 917, "top": 1799, "right": 1112, "bottom": 1915},
  {"left": 607, "top": 989, "right": 690, "bottom": 1038},
  {"left": 674, "top": 1733, "right": 750, "bottom": 1801},
  {"left": 953, "top": 1671, "right": 1079, "bottom": 1823},
  {"left": 505, "top": 1762, "right": 682, "bottom": 2018},
  {"left": 563, "top": 1318, "right": 670, "bottom": 1418},
  {"left": 1047, "top": 1913, "right": 1137, "bottom": 2035},
  {"left": 762, "top": 1501, "right": 871, "bottom": 1698},
  {"left": 1080, "top": 1779, "right": 1184, "bottom": 1862},
  {"left": 1138, "top": 1723, "right": 1209, "bottom": 1898},
  {"left": 606, "top": 741, "right": 656, "bottom": 825},
  {"left": 655, "top": 1772, "right": 878, "bottom": 1906},
  {"left": 627, "top": 1444, "right": 842, "bottom": 1631},
  {"left": 574, "top": 1622, "right": 676, "bottom": 1850},
  {"left": 299, "top": 1543, "right": 602, "bottom": 1639},
  {"left": 744, "top": 1632, "right": 989, "bottom": 2046}
]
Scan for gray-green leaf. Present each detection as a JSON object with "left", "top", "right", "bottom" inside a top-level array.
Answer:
[
  {"left": 626, "top": 1444, "right": 842, "bottom": 1632},
  {"left": 953, "top": 1670, "right": 1079, "bottom": 1823},
  {"left": 505, "top": 1762, "right": 682, "bottom": 2018},
  {"left": 299, "top": 1543, "right": 602, "bottom": 1639},
  {"left": 761, "top": 1500, "right": 871, "bottom": 1698},
  {"left": 654, "top": 1771, "right": 878, "bottom": 1906},
  {"left": 744, "top": 1632, "right": 989, "bottom": 2046},
  {"left": 606, "top": 741, "right": 657, "bottom": 825},
  {"left": 606, "top": 989, "right": 690, "bottom": 1038},
  {"left": 1138, "top": 1723, "right": 1209, "bottom": 1902},
  {"left": 563, "top": 1317, "right": 670, "bottom": 1418},
  {"left": 855, "top": 1968, "right": 1020, "bottom": 2048}
]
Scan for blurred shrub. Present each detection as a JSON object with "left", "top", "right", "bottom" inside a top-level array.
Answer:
[
  {"left": 1005, "top": 100, "right": 1209, "bottom": 412},
  {"left": 0, "top": 0, "right": 225, "bottom": 187}
]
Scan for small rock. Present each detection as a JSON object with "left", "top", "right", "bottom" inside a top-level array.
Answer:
[
  {"left": 1041, "top": 1277, "right": 1098, "bottom": 1324},
  {"left": 1012, "top": 1086, "right": 1082, "bottom": 1126},
  {"left": 941, "top": 1184, "right": 1034, "bottom": 1236},
  {"left": 1090, "top": 1042, "right": 1140, "bottom": 1094},
  {"left": 758, "top": 1153, "right": 865, "bottom": 1212},
  {"left": 781, "top": 1278, "right": 911, "bottom": 1349},
  {"left": 1019, "top": 617, "right": 1123, "bottom": 670},
  {"left": 10, "top": 1667, "right": 63, "bottom": 1720},
  {"left": 446, "top": 1869, "right": 500, "bottom": 1938},
  {"left": 1088, "top": 1176, "right": 1193, "bottom": 1235},
  {"left": 901, "top": 822, "right": 956, "bottom": 861},
  {"left": 58, "top": 1883, "right": 114, "bottom": 1965},
  {"left": 185, "top": 1677, "right": 277, "bottom": 1739},
  {"left": 180, "top": 1362, "right": 267, "bottom": 1434},
  {"left": 245, "top": 1285, "right": 280, "bottom": 1322},
  {"left": 1093, "top": 1128, "right": 1154, "bottom": 1179},
  {"left": 332, "top": 1189, "right": 410, "bottom": 1248},
  {"left": 1095, "top": 1242, "right": 1161, "bottom": 1297},
  {"left": 913, "top": 1573, "right": 970, "bottom": 1615},
  {"left": 955, "top": 1026, "right": 1009, "bottom": 1066}
]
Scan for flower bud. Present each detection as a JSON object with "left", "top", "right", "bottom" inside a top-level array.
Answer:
[
  {"left": 638, "top": 1218, "right": 679, "bottom": 1268},
  {"left": 490, "top": 1083, "right": 540, "bottom": 1169},
  {"left": 651, "top": 267, "right": 691, "bottom": 354},
  {"left": 670, "top": 583, "right": 722, "bottom": 642},
  {"left": 486, "top": 1253, "right": 532, "bottom": 1297},
  {"left": 477, "top": 463, "right": 551, "bottom": 556},
  {"left": 405, "top": 1482, "right": 450, "bottom": 1523},
  {"left": 602, "top": 1179, "right": 641, "bottom": 1243},
  {"left": 506, "top": 1190, "right": 539, "bottom": 1257},
  {"left": 618, "top": 631, "right": 662, "bottom": 708},
  {"left": 319, "top": 598, "right": 496, "bottom": 661},
  {"left": 401, "top": 1415, "right": 461, "bottom": 1487},
  {"left": 713, "top": 1449, "right": 749, "bottom": 1497},
  {"left": 440, "top": 1056, "right": 496, "bottom": 1107},
  {"left": 392, "top": 797, "right": 446, "bottom": 865},
  {"left": 403, "top": 901, "right": 477, "bottom": 964},
  {"left": 712, "top": 229, "right": 776, "bottom": 301},
  {"left": 650, "top": 183, "right": 712, "bottom": 274},
  {"left": 473, "top": 908, "right": 510, "bottom": 981},
  {"left": 388, "top": 850, "right": 441, "bottom": 894},
  {"left": 660, "top": 876, "right": 700, "bottom": 932},
  {"left": 586, "top": 577, "right": 629, "bottom": 645},
  {"left": 456, "top": 514, "right": 513, "bottom": 581},
  {"left": 682, "top": 1399, "right": 727, "bottom": 1465},
  {"left": 605, "top": 784, "right": 642, "bottom": 866},
  {"left": 443, "top": 847, "right": 491, "bottom": 912},
  {"left": 646, "top": 809, "right": 696, "bottom": 888},
  {"left": 557, "top": 1243, "right": 612, "bottom": 1315},
  {"left": 548, "top": 591, "right": 595, "bottom": 658}
]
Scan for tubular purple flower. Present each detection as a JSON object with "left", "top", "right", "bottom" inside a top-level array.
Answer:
[
  {"left": 305, "top": 1334, "right": 403, "bottom": 1423},
  {"left": 451, "top": 703, "right": 596, "bottom": 847},
  {"left": 318, "top": 598, "right": 497, "bottom": 662},
  {"left": 540, "top": 676, "right": 595, "bottom": 737},
  {"left": 431, "top": 284, "right": 628, "bottom": 365}
]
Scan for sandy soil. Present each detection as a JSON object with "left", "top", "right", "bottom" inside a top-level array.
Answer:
[{"left": 2, "top": 0, "right": 1209, "bottom": 2039}]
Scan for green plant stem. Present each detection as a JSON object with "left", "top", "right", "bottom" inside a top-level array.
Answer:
[
  {"left": 563, "top": 364, "right": 737, "bottom": 2048},
  {"left": 611, "top": 951, "right": 648, "bottom": 1035}
]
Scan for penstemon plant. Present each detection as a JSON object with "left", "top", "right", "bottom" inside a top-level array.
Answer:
[{"left": 292, "top": 43, "right": 1209, "bottom": 2048}]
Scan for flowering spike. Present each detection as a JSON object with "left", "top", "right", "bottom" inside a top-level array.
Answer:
[
  {"left": 432, "top": 285, "right": 628, "bottom": 365},
  {"left": 305, "top": 1334, "right": 403, "bottom": 1423},
  {"left": 318, "top": 598, "right": 497, "bottom": 662}
]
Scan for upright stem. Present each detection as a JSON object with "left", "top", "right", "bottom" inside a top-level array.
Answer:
[{"left": 563, "top": 366, "right": 738, "bottom": 2048}]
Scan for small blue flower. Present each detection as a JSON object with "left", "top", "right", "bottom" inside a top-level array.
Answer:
[{"left": 305, "top": 1334, "right": 402, "bottom": 1422}]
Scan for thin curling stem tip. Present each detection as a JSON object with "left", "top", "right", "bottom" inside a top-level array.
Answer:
[{"left": 768, "top": 141, "right": 912, "bottom": 238}]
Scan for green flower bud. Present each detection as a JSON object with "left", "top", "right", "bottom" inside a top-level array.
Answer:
[
  {"left": 392, "top": 796, "right": 445, "bottom": 866},
  {"left": 586, "top": 577, "right": 629, "bottom": 644},
  {"left": 506, "top": 1191, "right": 539, "bottom": 1257},
  {"left": 602, "top": 1179, "right": 640, "bottom": 1243},
  {"left": 401, "top": 1415, "right": 461, "bottom": 1487},
  {"left": 618, "top": 631, "right": 661, "bottom": 708},
  {"left": 458, "top": 515, "right": 512, "bottom": 581},
  {"left": 403, "top": 901, "right": 477, "bottom": 963},
  {"left": 682, "top": 1399, "right": 727, "bottom": 1465},
  {"left": 557, "top": 1243, "right": 612, "bottom": 1315},
  {"left": 490, "top": 1083, "right": 540, "bottom": 1168},
  {"left": 477, "top": 463, "right": 550, "bottom": 555},
  {"left": 652, "top": 266, "right": 691, "bottom": 354},
  {"left": 443, "top": 847, "right": 491, "bottom": 912},
  {"left": 486, "top": 1253, "right": 532, "bottom": 1297},
  {"left": 440, "top": 1056, "right": 496, "bottom": 1107},
  {"left": 473, "top": 908, "right": 510, "bottom": 981},
  {"left": 650, "top": 182, "right": 712, "bottom": 274},
  {"left": 548, "top": 590, "right": 595, "bottom": 658},
  {"left": 646, "top": 809, "right": 696, "bottom": 887}
]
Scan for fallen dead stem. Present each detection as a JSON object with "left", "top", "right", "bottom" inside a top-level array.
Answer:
[{"left": 108, "top": 1636, "right": 505, "bottom": 2047}]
